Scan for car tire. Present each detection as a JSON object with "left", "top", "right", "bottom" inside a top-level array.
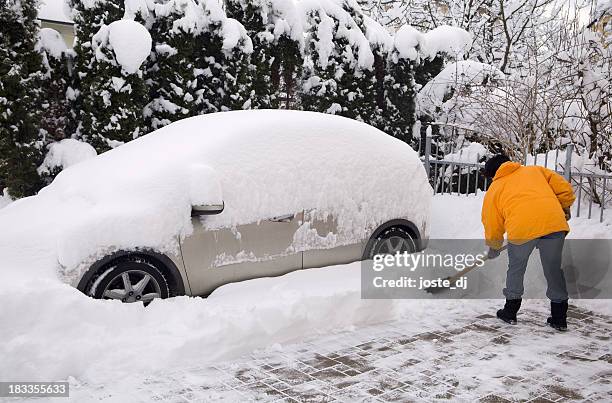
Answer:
[
  {"left": 367, "top": 227, "right": 416, "bottom": 259},
  {"left": 90, "top": 261, "right": 170, "bottom": 305}
]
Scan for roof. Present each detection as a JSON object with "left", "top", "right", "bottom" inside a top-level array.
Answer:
[{"left": 38, "top": 0, "right": 73, "bottom": 24}]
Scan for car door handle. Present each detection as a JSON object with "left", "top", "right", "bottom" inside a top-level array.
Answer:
[{"left": 269, "top": 213, "right": 295, "bottom": 223}]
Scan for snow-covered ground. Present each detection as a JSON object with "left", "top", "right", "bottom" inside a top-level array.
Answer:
[{"left": 0, "top": 194, "right": 610, "bottom": 401}]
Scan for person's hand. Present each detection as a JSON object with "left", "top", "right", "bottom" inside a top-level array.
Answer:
[
  {"left": 563, "top": 207, "right": 571, "bottom": 221},
  {"left": 487, "top": 247, "right": 501, "bottom": 260}
]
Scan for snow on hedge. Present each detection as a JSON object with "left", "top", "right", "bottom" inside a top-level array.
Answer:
[
  {"left": 37, "top": 139, "right": 97, "bottom": 176},
  {"left": 299, "top": 0, "right": 374, "bottom": 69},
  {"left": 0, "top": 110, "right": 430, "bottom": 283},
  {"left": 391, "top": 24, "right": 472, "bottom": 61},
  {"left": 420, "top": 25, "right": 473, "bottom": 59},
  {"left": 39, "top": 27, "right": 67, "bottom": 59},
  {"left": 92, "top": 19, "right": 152, "bottom": 75},
  {"left": 363, "top": 15, "right": 393, "bottom": 51},
  {"left": 417, "top": 60, "right": 504, "bottom": 115}
]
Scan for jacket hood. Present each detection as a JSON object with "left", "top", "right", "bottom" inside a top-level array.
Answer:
[{"left": 494, "top": 161, "right": 521, "bottom": 180}]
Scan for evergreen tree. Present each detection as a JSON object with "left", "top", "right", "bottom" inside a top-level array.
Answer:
[
  {"left": 0, "top": 0, "right": 45, "bottom": 197},
  {"left": 39, "top": 28, "right": 71, "bottom": 144},
  {"left": 66, "top": 0, "right": 125, "bottom": 137},
  {"left": 384, "top": 25, "right": 417, "bottom": 145},
  {"left": 300, "top": 0, "right": 376, "bottom": 121},
  {"left": 80, "top": 20, "right": 151, "bottom": 152},
  {"left": 225, "top": 0, "right": 303, "bottom": 109},
  {"left": 146, "top": 0, "right": 227, "bottom": 129},
  {"left": 363, "top": 15, "right": 392, "bottom": 131},
  {"left": 218, "top": 18, "right": 254, "bottom": 111}
]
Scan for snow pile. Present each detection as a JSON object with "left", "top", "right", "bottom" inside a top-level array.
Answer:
[
  {"left": 0, "top": 263, "right": 395, "bottom": 382},
  {"left": 0, "top": 194, "right": 609, "bottom": 384},
  {"left": 93, "top": 19, "right": 152, "bottom": 75},
  {"left": 37, "top": 139, "right": 98, "bottom": 177},
  {"left": 39, "top": 28, "right": 67, "bottom": 59},
  {"left": 0, "top": 110, "right": 430, "bottom": 283},
  {"left": 417, "top": 60, "right": 504, "bottom": 115}
]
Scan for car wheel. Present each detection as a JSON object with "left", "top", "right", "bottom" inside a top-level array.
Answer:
[
  {"left": 90, "top": 261, "right": 170, "bottom": 305},
  {"left": 367, "top": 227, "right": 416, "bottom": 259}
]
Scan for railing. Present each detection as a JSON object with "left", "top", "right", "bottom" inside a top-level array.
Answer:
[{"left": 421, "top": 136, "right": 611, "bottom": 223}]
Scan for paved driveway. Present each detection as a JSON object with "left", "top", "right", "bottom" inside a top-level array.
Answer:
[{"left": 68, "top": 301, "right": 611, "bottom": 402}]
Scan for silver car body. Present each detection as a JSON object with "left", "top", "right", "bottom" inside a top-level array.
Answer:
[{"left": 162, "top": 209, "right": 426, "bottom": 297}]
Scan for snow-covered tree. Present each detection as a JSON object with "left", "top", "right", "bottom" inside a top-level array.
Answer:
[
  {"left": 145, "top": 0, "right": 253, "bottom": 130},
  {"left": 219, "top": 18, "right": 255, "bottom": 110},
  {"left": 384, "top": 25, "right": 418, "bottom": 144},
  {"left": 66, "top": 0, "right": 125, "bottom": 137},
  {"left": 299, "top": 0, "right": 376, "bottom": 121},
  {"left": 80, "top": 19, "right": 152, "bottom": 152},
  {"left": 0, "top": 0, "right": 45, "bottom": 197},
  {"left": 225, "top": 0, "right": 303, "bottom": 109},
  {"left": 39, "top": 28, "right": 71, "bottom": 144},
  {"left": 358, "top": 0, "right": 556, "bottom": 73},
  {"left": 362, "top": 15, "right": 392, "bottom": 131}
]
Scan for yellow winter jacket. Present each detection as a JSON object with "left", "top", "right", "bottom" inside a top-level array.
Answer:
[{"left": 482, "top": 162, "right": 576, "bottom": 249}]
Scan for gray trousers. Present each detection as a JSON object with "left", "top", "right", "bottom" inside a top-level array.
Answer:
[{"left": 504, "top": 231, "right": 568, "bottom": 303}]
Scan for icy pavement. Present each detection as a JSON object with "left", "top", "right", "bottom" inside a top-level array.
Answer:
[{"left": 65, "top": 301, "right": 611, "bottom": 403}]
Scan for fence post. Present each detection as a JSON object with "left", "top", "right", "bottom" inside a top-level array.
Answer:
[
  {"left": 424, "top": 132, "right": 432, "bottom": 177},
  {"left": 564, "top": 143, "right": 574, "bottom": 181}
]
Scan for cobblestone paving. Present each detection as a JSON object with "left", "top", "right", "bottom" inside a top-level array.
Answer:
[{"left": 131, "top": 302, "right": 611, "bottom": 403}]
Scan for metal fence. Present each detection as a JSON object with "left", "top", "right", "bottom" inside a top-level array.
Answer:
[{"left": 421, "top": 136, "right": 611, "bottom": 223}]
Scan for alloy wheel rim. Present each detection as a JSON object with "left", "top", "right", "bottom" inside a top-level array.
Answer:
[
  {"left": 377, "top": 236, "right": 412, "bottom": 255},
  {"left": 102, "top": 269, "right": 161, "bottom": 303}
]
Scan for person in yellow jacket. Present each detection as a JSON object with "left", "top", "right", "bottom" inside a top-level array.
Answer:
[{"left": 482, "top": 155, "right": 575, "bottom": 331}]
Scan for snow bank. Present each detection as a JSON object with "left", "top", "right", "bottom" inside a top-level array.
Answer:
[
  {"left": 0, "top": 110, "right": 430, "bottom": 283},
  {"left": 39, "top": 27, "right": 67, "bottom": 59},
  {"left": 417, "top": 60, "right": 504, "bottom": 115},
  {"left": 37, "top": 139, "right": 97, "bottom": 176},
  {"left": 0, "top": 194, "right": 609, "bottom": 385}
]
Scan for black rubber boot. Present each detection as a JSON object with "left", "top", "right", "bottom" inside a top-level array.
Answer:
[
  {"left": 547, "top": 300, "right": 568, "bottom": 331},
  {"left": 497, "top": 299, "right": 522, "bottom": 325}
]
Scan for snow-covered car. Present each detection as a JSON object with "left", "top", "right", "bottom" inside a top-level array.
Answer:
[{"left": 0, "top": 110, "right": 431, "bottom": 303}]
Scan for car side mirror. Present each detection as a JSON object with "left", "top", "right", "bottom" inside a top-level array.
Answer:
[{"left": 191, "top": 202, "right": 224, "bottom": 216}]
